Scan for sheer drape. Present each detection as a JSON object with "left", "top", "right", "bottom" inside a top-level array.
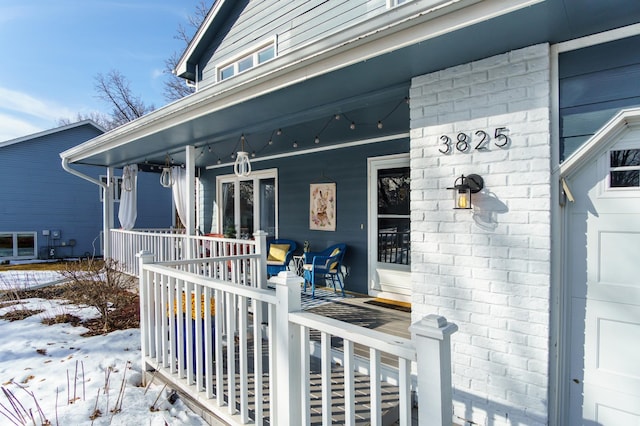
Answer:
[
  {"left": 172, "top": 166, "right": 188, "bottom": 228},
  {"left": 118, "top": 164, "right": 138, "bottom": 230}
]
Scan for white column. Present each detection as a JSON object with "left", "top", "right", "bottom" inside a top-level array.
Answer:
[
  {"left": 103, "top": 167, "right": 115, "bottom": 257},
  {"left": 185, "top": 145, "right": 196, "bottom": 236}
]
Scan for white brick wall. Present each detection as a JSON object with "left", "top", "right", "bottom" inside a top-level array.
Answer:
[{"left": 410, "top": 44, "right": 551, "bottom": 426}]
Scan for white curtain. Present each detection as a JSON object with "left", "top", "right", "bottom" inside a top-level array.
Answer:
[
  {"left": 118, "top": 164, "right": 138, "bottom": 230},
  {"left": 172, "top": 166, "right": 188, "bottom": 228}
]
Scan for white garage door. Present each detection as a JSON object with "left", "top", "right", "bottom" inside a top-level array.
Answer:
[{"left": 566, "top": 136, "right": 640, "bottom": 424}]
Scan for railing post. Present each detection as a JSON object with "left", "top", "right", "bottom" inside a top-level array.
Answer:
[
  {"left": 137, "top": 250, "right": 155, "bottom": 385},
  {"left": 253, "top": 230, "right": 268, "bottom": 290},
  {"left": 410, "top": 314, "right": 458, "bottom": 426},
  {"left": 272, "top": 271, "right": 304, "bottom": 425}
]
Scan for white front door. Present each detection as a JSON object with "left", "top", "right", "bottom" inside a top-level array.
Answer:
[
  {"left": 566, "top": 141, "right": 640, "bottom": 424},
  {"left": 367, "top": 154, "right": 411, "bottom": 302}
]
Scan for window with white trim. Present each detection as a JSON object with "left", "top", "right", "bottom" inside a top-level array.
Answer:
[
  {"left": 217, "top": 41, "right": 275, "bottom": 82},
  {"left": 217, "top": 169, "right": 278, "bottom": 239},
  {"left": 0, "top": 232, "right": 37, "bottom": 258},
  {"left": 609, "top": 149, "right": 640, "bottom": 188},
  {"left": 100, "top": 176, "right": 123, "bottom": 202}
]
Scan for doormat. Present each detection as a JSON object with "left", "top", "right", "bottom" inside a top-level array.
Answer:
[{"left": 364, "top": 299, "right": 411, "bottom": 313}]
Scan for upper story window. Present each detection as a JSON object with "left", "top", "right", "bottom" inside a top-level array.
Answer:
[
  {"left": 609, "top": 149, "right": 640, "bottom": 188},
  {"left": 217, "top": 41, "right": 276, "bottom": 82}
]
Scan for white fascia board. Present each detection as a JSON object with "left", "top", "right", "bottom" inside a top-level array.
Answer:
[
  {"left": 62, "top": 0, "right": 542, "bottom": 164},
  {"left": 559, "top": 107, "right": 640, "bottom": 178},
  {"left": 175, "top": 0, "right": 228, "bottom": 77}
]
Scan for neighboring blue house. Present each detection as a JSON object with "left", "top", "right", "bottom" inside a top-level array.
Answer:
[
  {"left": 0, "top": 121, "right": 173, "bottom": 261},
  {"left": 61, "top": 1, "right": 640, "bottom": 425}
]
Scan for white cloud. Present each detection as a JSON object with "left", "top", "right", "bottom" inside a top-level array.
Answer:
[
  {"left": 0, "top": 86, "right": 74, "bottom": 122},
  {"left": 0, "top": 86, "right": 78, "bottom": 142},
  {"left": 0, "top": 113, "right": 45, "bottom": 143}
]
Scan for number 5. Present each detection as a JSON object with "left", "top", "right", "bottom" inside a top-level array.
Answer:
[{"left": 494, "top": 127, "right": 509, "bottom": 147}]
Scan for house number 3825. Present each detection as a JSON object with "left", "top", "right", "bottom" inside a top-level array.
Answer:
[{"left": 438, "top": 127, "right": 509, "bottom": 154}]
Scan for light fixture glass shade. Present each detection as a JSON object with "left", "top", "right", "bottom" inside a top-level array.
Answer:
[
  {"left": 160, "top": 167, "right": 173, "bottom": 188},
  {"left": 447, "top": 174, "right": 483, "bottom": 210},
  {"left": 234, "top": 151, "right": 251, "bottom": 177}
]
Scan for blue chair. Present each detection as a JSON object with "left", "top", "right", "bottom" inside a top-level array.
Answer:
[
  {"left": 266, "top": 239, "right": 297, "bottom": 277},
  {"left": 302, "top": 243, "right": 346, "bottom": 298}
]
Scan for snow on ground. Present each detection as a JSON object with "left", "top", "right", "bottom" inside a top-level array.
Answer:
[{"left": 0, "top": 271, "right": 208, "bottom": 426}]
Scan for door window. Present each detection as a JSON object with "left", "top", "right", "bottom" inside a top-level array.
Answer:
[
  {"left": 377, "top": 167, "right": 410, "bottom": 265},
  {"left": 217, "top": 170, "right": 278, "bottom": 238}
]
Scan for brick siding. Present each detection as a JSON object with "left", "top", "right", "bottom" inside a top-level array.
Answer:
[{"left": 410, "top": 43, "right": 551, "bottom": 426}]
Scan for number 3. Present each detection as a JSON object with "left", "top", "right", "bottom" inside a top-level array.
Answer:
[{"left": 439, "top": 135, "right": 452, "bottom": 154}]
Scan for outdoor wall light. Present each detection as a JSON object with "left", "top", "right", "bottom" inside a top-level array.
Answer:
[
  {"left": 447, "top": 174, "right": 484, "bottom": 209},
  {"left": 233, "top": 135, "right": 251, "bottom": 177}
]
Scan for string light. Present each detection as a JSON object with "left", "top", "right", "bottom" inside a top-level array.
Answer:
[
  {"left": 315, "top": 136, "right": 320, "bottom": 144},
  {"left": 377, "top": 120, "right": 383, "bottom": 129},
  {"left": 350, "top": 122, "right": 356, "bottom": 130}
]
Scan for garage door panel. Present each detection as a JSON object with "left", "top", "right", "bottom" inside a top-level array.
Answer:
[{"left": 585, "top": 300, "right": 640, "bottom": 394}]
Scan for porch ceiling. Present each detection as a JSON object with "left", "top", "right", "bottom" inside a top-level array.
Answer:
[{"left": 64, "top": 0, "right": 640, "bottom": 170}]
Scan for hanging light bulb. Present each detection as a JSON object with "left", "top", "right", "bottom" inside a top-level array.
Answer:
[
  {"left": 377, "top": 120, "right": 383, "bottom": 129},
  {"left": 350, "top": 122, "right": 356, "bottom": 130},
  {"left": 315, "top": 136, "right": 320, "bottom": 144},
  {"left": 234, "top": 134, "right": 251, "bottom": 177},
  {"left": 268, "top": 139, "right": 273, "bottom": 145},
  {"left": 160, "top": 155, "right": 174, "bottom": 188},
  {"left": 334, "top": 114, "right": 341, "bottom": 120},
  {"left": 293, "top": 141, "right": 298, "bottom": 148},
  {"left": 276, "top": 128, "right": 282, "bottom": 136},
  {"left": 217, "top": 158, "right": 222, "bottom": 165}
]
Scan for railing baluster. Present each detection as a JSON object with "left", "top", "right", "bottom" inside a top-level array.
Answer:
[
  {"left": 214, "top": 289, "right": 224, "bottom": 406},
  {"left": 252, "top": 299, "right": 263, "bottom": 425},
  {"left": 168, "top": 276, "right": 177, "bottom": 374},
  {"left": 238, "top": 295, "right": 248, "bottom": 423},
  {"left": 301, "top": 325, "right": 311, "bottom": 426},
  {"left": 370, "top": 348, "right": 381, "bottom": 426},
  {"left": 398, "top": 357, "right": 411, "bottom": 426},
  {"left": 195, "top": 283, "right": 203, "bottom": 391},
  {"left": 226, "top": 292, "right": 236, "bottom": 415},
  {"left": 268, "top": 303, "right": 276, "bottom": 426},
  {"left": 204, "top": 286, "right": 214, "bottom": 398},
  {"left": 344, "top": 340, "right": 355, "bottom": 426},
  {"left": 321, "top": 332, "right": 331, "bottom": 426}
]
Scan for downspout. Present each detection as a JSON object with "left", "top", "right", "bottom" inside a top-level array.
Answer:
[{"left": 61, "top": 157, "right": 112, "bottom": 258}]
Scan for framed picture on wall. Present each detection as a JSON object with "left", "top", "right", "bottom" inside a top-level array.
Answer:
[{"left": 309, "top": 182, "right": 336, "bottom": 231}]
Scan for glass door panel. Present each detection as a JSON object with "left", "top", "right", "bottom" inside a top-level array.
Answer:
[
  {"left": 239, "top": 181, "right": 254, "bottom": 239},
  {"left": 260, "top": 178, "right": 276, "bottom": 237},
  {"left": 221, "top": 182, "right": 235, "bottom": 235}
]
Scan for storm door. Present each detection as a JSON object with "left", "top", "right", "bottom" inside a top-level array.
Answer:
[{"left": 368, "top": 154, "right": 411, "bottom": 301}]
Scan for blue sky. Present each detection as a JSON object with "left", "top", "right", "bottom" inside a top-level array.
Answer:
[{"left": 0, "top": 0, "right": 205, "bottom": 142}]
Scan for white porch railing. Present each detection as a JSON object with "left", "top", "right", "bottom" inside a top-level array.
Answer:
[
  {"left": 111, "top": 229, "right": 260, "bottom": 277},
  {"left": 137, "top": 234, "right": 457, "bottom": 426}
]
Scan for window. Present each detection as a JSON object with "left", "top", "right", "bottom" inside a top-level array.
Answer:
[
  {"left": 99, "top": 176, "right": 123, "bottom": 202},
  {"left": 377, "top": 167, "right": 410, "bottom": 265},
  {"left": 217, "top": 41, "right": 276, "bottom": 82},
  {"left": 217, "top": 169, "right": 278, "bottom": 238},
  {"left": 609, "top": 149, "right": 640, "bottom": 188},
  {"left": 0, "top": 232, "right": 37, "bottom": 259}
]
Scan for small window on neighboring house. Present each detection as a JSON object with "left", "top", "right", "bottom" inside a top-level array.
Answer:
[
  {"left": 217, "top": 39, "right": 276, "bottom": 82},
  {"left": 100, "top": 176, "right": 123, "bottom": 202},
  {"left": 609, "top": 149, "right": 640, "bottom": 188}
]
